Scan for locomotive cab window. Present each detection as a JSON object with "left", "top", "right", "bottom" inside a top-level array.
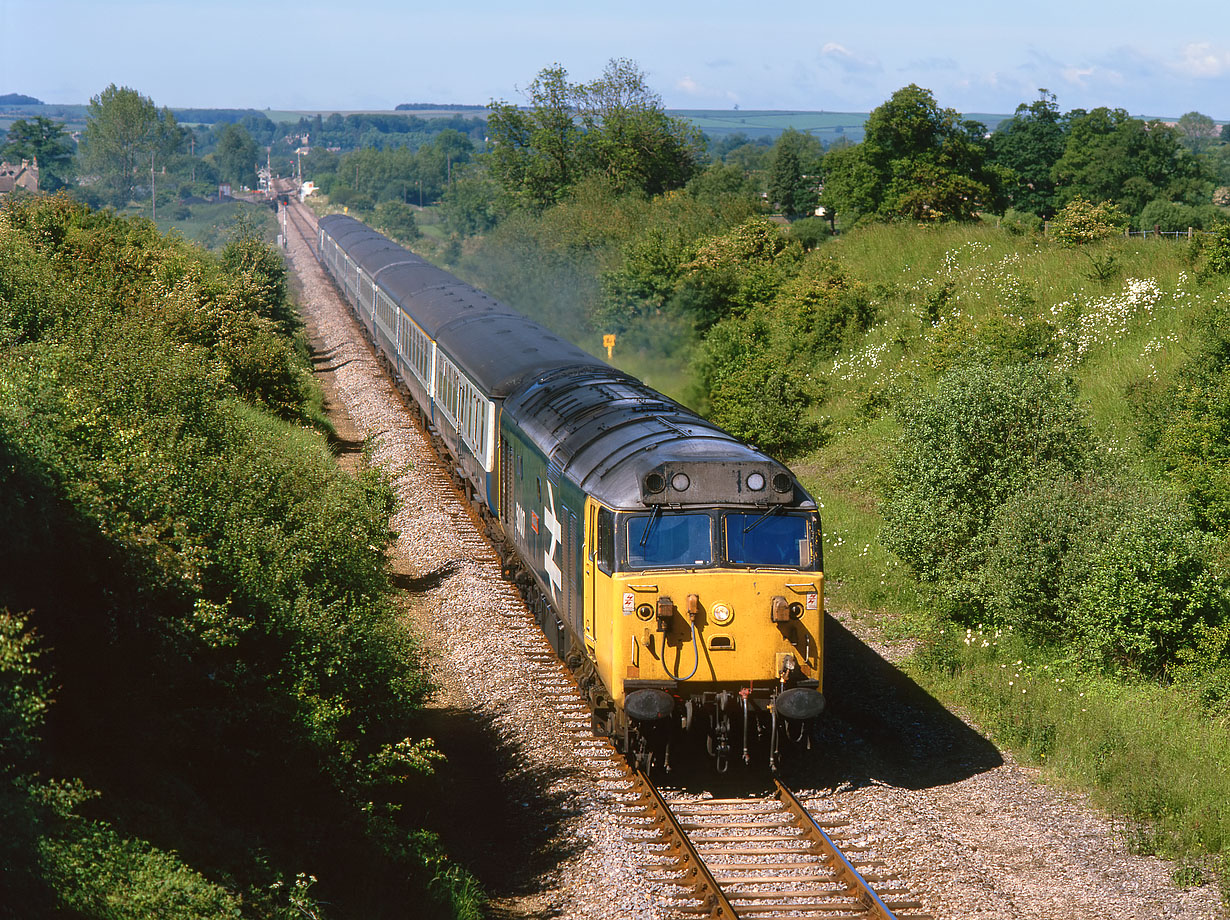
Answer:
[
  {"left": 596, "top": 507, "right": 615, "bottom": 574},
  {"left": 626, "top": 512, "right": 713, "bottom": 569},
  {"left": 725, "top": 512, "right": 814, "bottom": 569}
]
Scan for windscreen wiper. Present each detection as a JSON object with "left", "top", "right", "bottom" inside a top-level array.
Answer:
[
  {"left": 742, "top": 503, "right": 783, "bottom": 534},
  {"left": 639, "top": 504, "right": 662, "bottom": 547}
]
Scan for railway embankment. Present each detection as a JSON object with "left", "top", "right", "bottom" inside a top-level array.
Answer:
[{"left": 285, "top": 198, "right": 1226, "bottom": 920}]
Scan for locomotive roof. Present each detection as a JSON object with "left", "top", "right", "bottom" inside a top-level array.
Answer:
[{"left": 503, "top": 366, "right": 813, "bottom": 511}]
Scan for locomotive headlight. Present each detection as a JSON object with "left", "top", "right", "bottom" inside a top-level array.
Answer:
[
  {"left": 671, "top": 472, "right": 691, "bottom": 492},
  {"left": 711, "top": 603, "right": 733, "bottom": 626},
  {"left": 746, "top": 471, "right": 766, "bottom": 492}
]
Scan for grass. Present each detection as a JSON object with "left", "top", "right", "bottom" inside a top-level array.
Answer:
[
  {"left": 146, "top": 199, "right": 280, "bottom": 250},
  {"left": 909, "top": 628, "right": 1230, "bottom": 891},
  {"left": 788, "top": 217, "right": 1230, "bottom": 900}
]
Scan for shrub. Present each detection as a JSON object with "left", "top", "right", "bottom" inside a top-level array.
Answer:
[
  {"left": 1138, "top": 199, "right": 1220, "bottom": 233},
  {"left": 880, "top": 362, "right": 1095, "bottom": 598},
  {"left": 1000, "top": 208, "right": 1043, "bottom": 235},
  {"left": 976, "top": 476, "right": 1105, "bottom": 640},
  {"left": 1191, "top": 221, "right": 1230, "bottom": 279},
  {"left": 677, "top": 217, "right": 802, "bottom": 328},
  {"left": 375, "top": 200, "right": 421, "bottom": 242},
  {"left": 788, "top": 216, "right": 832, "bottom": 249},
  {"left": 706, "top": 347, "right": 826, "bottom": 459},
  {"left": 1049, "top": 196, "right": 1129, "bottom": 245},
  {"left": 1071, "top": 496, "right": 1229, "bottom": 678}
]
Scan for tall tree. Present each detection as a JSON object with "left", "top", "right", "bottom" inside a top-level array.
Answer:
[
  {"left": 988, "top": 90, "right": 1067, "bottom": 217},
  {"left": 1176, "top": 111, "right": 1220, "bottom": 156},
  {"left": 574, "top": 58, "right": 703, "bottom": 197},
  {"left": 820, "top": 84, "right": 997, "bottom": 224},
  {"left": 1053, "top": 108, "right": 1211, "bottom": 217},
  {"left": 487, "top": 64, "right": 581, "bottom": 212},
  {"left": 214, "top": 123, "right": 259, "bottom": 189},
  {"left": 768, "top": 129, "right": 821, "bottom": 217},
  {"left": 81, "top": 84, "right": 180, "bottom": 206},
  {"left": 2, "top": 116, "right": 75, "bottom": 190},
  {"left": 486, "top": 59, "right": 702, "bottom": 211}
]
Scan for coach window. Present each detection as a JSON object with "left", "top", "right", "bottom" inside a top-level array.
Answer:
[{"left": 596, "top": 508, "right": 615, "bottom": 574}]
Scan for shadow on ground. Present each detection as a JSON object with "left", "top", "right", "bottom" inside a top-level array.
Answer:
[
  {"left": 663, "top": 614, "right": 1003, "bottom": 795},
  {"left": 409, "top": 704, "right": 588, "bottom": 919}
]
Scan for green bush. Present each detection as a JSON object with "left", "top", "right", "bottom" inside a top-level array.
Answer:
[
  {"left": 706, "top": 346, "right": 826, "bottom": 459},
  {"left": 1049, "top": 196, "right": 1129, "bottom": 245},
  {"left": 1000, "top": 208, "right": 1043, "bottom": 235},
  {"left": 880, "top": 362, "right": 1095, "bottom": 598},
  {"left": 976, "top": 476, "right": 1104, "bottom": 640},
  {"left": 375, "top": 200, "right": 421, "bottom": 243},
  {"left": 1071, "top": 496, "right": 1228, "bottom": 678},
  {"left": 0, "top": 196, "right": 480, "bottom": 919},
  {"left": 788, "top": 216, "right": 832, "bottom": 249},
  {"left": 1191, "top": 221, "right": 1230, "bottom": 279},
  {"left": 1138, "top": 199, "right": 1220, "bottom": 232},
  {"left": 677, "top": 217, "right": 803, "bottom": 328}
]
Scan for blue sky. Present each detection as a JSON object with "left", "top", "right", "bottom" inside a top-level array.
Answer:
[{"left": 5, "top": 0, "right": 1229, "bottom": 118}]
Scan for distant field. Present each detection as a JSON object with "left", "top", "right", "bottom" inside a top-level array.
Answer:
[
  {"left": 671, "top": 109, "right": 871, "bottom": 142},
  {"left": 2, "top": 101, "right": 1107, "bottom": 146}
]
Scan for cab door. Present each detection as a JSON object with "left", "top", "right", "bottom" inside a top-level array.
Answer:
[{"left": 584, "top": 503, "right": 597, "bottom": 651}]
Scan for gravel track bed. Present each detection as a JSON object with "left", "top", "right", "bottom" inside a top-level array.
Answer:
[{"left": 283, "top": 203, "right": 1225, "bottom": 920}]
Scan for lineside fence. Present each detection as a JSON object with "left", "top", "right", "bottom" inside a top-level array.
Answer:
[{"left": 1041, "top": 223, "right": 1218, "bottom": 241}]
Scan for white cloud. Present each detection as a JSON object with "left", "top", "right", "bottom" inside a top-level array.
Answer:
[
  {"left": 1061, "top": 66, "right": 1096, "bottom": 86},
  {"left": 1175, "top": 42, "right": 1230, "bottom": 77},
  {"left": 820, "top": 42, "right": 882, "bottom": 74}
]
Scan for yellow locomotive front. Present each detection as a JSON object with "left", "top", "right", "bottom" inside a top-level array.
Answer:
[{"left": 582, "top": 462, "right": 824, "bottom": 772}]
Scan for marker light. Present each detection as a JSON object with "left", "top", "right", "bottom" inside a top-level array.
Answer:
[{"left": 711, "top": 603, "right": 733, "bottom": 625}]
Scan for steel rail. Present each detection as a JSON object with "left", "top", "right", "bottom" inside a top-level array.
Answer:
[
  {"left": 774, "top": 779, "right": 907, "bottom": 920},
  {"left": 634, "top": 770, "right": 739, "bottom": 919}
]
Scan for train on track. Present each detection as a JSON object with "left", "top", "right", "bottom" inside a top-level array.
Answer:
[{"left": 314, "top": 211, "right": 825, "bottom": 772}]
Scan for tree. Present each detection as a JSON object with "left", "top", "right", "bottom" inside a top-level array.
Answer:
[
  {"left": 2, "top": 116, "right": 75, "bottom": 190},
  {"left": 1052, "top": 108, "right": 1211, "bottom": 216},
  {"left": 1176, "top": 111, "right": 1220, "bottom": 156},
  {"left": 574, "top": 58, "right": 704, "bottom": 197},
  {"left": 768, "top": 129, "right": 821, "bottom": 217},
  {"left": 820, "top": 84, "right": 996, "bottom": 224},
  {"left": 487, "top": 64, "right": 582, "bottom": 212},
  {"left": 486, "top": 59, "right": 702, "bottom": 211},
  {"left": 214, "top": 123, "right": 259, "bottom": 189},
  {"left": 818, "top": 143, "right": 879, "bottom": 226},
  {"left": 988, "top": 90, "right": 1067, "bottom": 217},
  {"left": 80, "top": 84, "right": 181, "bottom": 206}
]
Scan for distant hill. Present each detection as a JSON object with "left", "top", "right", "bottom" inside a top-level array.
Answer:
[
  {"left": 671, "top": 109, "right": 1013, "bottom": 144},
  {"left": 396, "top": 103, "right": 487, "bottom": 111},
  {"left": 0, "top": 93, "right": 43, "bottom": 105}
]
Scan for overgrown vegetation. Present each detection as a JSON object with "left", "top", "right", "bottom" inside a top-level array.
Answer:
[
  {"left": 0, "top": 194, "right": 482, "bottom": 918},
  {"left": 13, "top": 63, "right": 1230, "bottom": 904}
]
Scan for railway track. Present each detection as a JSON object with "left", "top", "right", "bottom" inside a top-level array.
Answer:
[{"left": 281, "top": 196, "right": 929, "bottom": 920}]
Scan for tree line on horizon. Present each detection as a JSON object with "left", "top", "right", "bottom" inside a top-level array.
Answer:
[{"left": 6, "top": 72, "right": 1229, "bottom": 234}]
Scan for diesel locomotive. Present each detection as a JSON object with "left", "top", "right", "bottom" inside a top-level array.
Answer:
[{"left": 315, "top": 212, "right": 825, "bottom": 771}]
